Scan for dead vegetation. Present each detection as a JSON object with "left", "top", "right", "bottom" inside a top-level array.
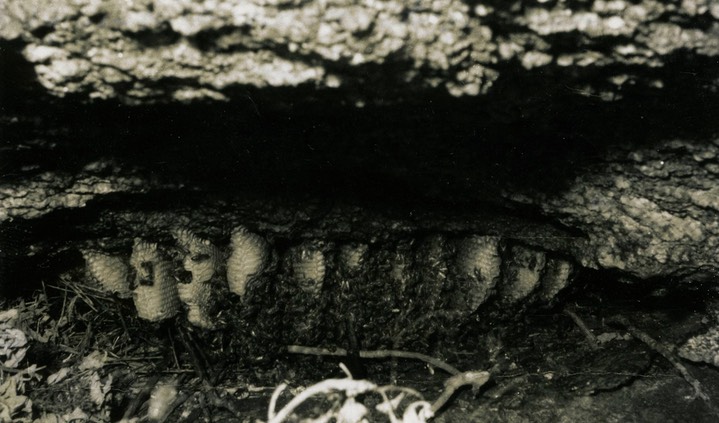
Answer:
[
  {"left": 0, "top": 270, "right": 493, "bottom": 422},
  {"left": 2, "top": 269, "right": 719, "bottom": 422}
]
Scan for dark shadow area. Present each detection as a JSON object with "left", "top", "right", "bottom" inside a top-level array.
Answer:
[
  {"left": 0, "top": 39, "right": 43, "bottom": 108},
  {"left": 3, "top": 11, "right": 719, "bottom": 421},
  {"left": 2, "top": 32, "right": 719, "bottom": 210},
  {"left": 2, "top": 77, "right": 718, "bottom": 206},
  {"left": 2, "top": 39, "right": 719, "bottom": 300}
]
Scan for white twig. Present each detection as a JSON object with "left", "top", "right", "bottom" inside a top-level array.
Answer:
[
  {"left": 564, "top": 308, "right": 599, "bottom": 350},
  {"left": 286, "top": 345, "right": 462, "bottom": 375},
  {"left": 431, "top": 371, "right": 490, "bottom": 413},
  {"left": 268, "top": 383, "right": 287, "bottom": 422},
  {"left": 609, "top": 315, "right": 718, "bottom": 416},
  {"left": 339, "top": 362, "right": 353, "bottom": 379},
  {"left": 268, "top": 378, "right": 377, "bottom": 423}
]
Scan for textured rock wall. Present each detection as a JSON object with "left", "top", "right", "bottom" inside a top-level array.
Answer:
[
  {"left": 2, "top": 0, "right": 718, "bottom": 103},
  {"left": 1, "top": 0, "right": 719, "bottom": 292},
  {"left": 511, "top": 138, "right": 719, "bottom": 279}
]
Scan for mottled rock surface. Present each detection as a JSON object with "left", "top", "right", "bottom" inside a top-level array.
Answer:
[
  {"left": 0, "top": 165, "right": 158, "bottom": 222},
  {"left": 2, "top": 0, "right": 718, "bottom": 103},
  {"left": 3, "top": 4, "right": 719, "bottom": 422},
  {"left": 511, "top": 138, "right": 719, "bottom": 279},
  {"left": 1, "top": 0, "right": 719, "bottom": 289}
]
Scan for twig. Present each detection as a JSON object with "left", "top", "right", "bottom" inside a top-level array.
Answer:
[
  {"left": 268, "top": 383, "right": 287, "bottom": 422},
  {"left": 564, "top": 308, "right": 599, "bottom": 350},
  {"left": 608, "top": 315, "right": 719, "bottom": 416},
  {"left": 375, "top": 387, "right": 417, "bottom": 422},
  {"left": 268, "top": 378, "right": 377, "bottom": 423},
  {"left": 205, "top": 390, "right": 246, "bottom": 416},
  {"left": 339, "top": 362, "right": 353, "bottom": 379},
  {"left": 77, "top": 322, "right": 93, "bottom": 357},
  {"left": 158, "top": 391, "right": 190, "bottom": 423},
  {"left": 167, "top": 327, "right": 181, "bottom": 370},
  {"left": 484, "top": 375, "right": 528, "bottom": 401},
  {"left": 49, "top": 283, "right": 99, "bottom": 313},
  {"left": 359, "top": 350, "right": 461, "bottom": 376},
  {"left": 430, "top": 371, "right": 490, "bottom": 413},
  {"left": 136, "top": 370, "right": 196, "bottom": 375},
  {"left": 116, "top": 302, "right": 131, "bottom": 341},
  {"left": 107, "top": 355, "right": 165, "bottom": 363},
  {"left": 176, "top": 327, "right": 210, "bottom": 384},
  {"left": 286, "top": 345, "right": 462, "bottom": 375},
  {"left": 0, "top": 365, "right": 23, "bottom": 374},
  {"left": 122, "top": 375, "right": 160, "bottom": 421}
]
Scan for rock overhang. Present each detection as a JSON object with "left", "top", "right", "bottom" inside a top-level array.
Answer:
[
  {"left": 1, "top": 0, "right": 718, "bottom": 104},
  {"left": 2, "top": 0, "right": 719, "bottom": 287}
]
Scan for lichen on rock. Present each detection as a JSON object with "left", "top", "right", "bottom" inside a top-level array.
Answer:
[
  {"left": 508, "top": 137, "right": 719, "bottom": 280},
  {"left": 2, "top": 0, "right": 718, "bottom": 104},
  {"left": 679, "top": 327, "right": 719, "bottom": 367},
  {"left": 0, "top": 171, "right": 148, "bottom": 222}
]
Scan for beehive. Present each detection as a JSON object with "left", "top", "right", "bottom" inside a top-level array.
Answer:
[
  {"left": 172, "top": 228, "right": 222, "bottom": 328},
  {"left": 130, "top": 239, "right": 181, "bottom": 322},
  {"left": 538, "top": 258, "right": 574, "bottom": 303},
  {"left": 288, "top": 243, "right": 326, "bottom": 296},
  {"left": 82, "top": 250, "right": 132, "bottom": 298},
  {"left": 226, "top": 226, "right": 270, "bottom": 297},
  {"left": 338, "top": 243, "right": 369, "bottom": 276},
  {"left": 172, "top": 228, "right": 223, "bottom": 284},
  {"left": 500, "top": 245, "right": 546, "bottom": 304},
  {"left": 454, "top": 235, "right": 502, "bottom": 312}
]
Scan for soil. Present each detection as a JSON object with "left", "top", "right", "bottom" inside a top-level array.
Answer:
[{"left": 3, "top": 268, "right": 719, "bottom": 422}]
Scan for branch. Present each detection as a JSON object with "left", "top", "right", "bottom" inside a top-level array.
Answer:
[
  {"left": 286, "top": 345, "right": 461, "bottom": 375},
  {"left": 608, "top": 315, "right": 718, "bottom": 416}
]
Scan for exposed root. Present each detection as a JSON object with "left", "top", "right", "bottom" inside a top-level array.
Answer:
[
  {"left": 564, "top": 308, "right": 599, "bottom": 350},
  {"left": 285, "top": 345, "right": 491, "bottom": 420},
  {"left": 266, "top": 363, "right": 490, "bottom": 423},
  {"left": 608, "top": 315, "right": 719, "bottom": 416},
  {"left": 286, "top": 345, "right": 462, "bottom": 375},
  {"left": 430, "top": 371, "right": 490, "bottom": 413},
  {"left": 121, "top": 375, "right": 160, "bottom": 421},
  {"left": 176, "top": 326, "right": 212, "bottom": 385},
  {"left": 268, "top": 378, "right": 379, "bottom": 423}
]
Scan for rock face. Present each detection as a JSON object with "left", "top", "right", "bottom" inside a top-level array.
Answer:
[
  {"left": 511, "top": 139, "right": 719, "bottom": 279},
  {"left": 2, "top": 0, "right": 496, "bottom": 102},
  {"left": 2, "top": 0, "right": 718, "bottom": 103},
  {"left": 1, "top": 0, "right": 719, "bottom": 296},
  {"left": 0, "top": 163, "right": 163, "bottom": 222}
]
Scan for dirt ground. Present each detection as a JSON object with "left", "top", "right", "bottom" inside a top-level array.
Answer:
[{"left": 2, "top": 268, "right": 718, "bottom": 423}]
